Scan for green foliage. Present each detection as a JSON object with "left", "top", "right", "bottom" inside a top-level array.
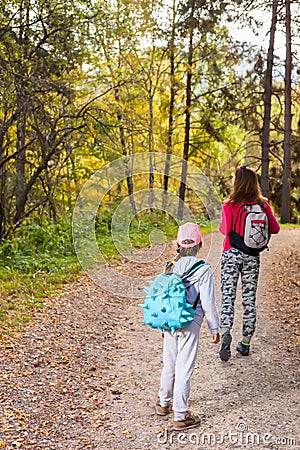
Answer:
[
  {"left": 129, "top": 211, "right": 178, "bottom": 247},
  {"left": 0, "top": 220, "right": 81, "bottom": 333},
  {"left": 0, "top": 265, "right": 81, "bottom": 335},
  {"left": 95, "top": 209, "right": 177, "bottom": 259},
  {"left": 0, "top": 222, "right": 75, "bottom": 272},
  {"left": 95, "top": 208, "right": 218, "bottom": 258},
  {"left": 279, "top": 222, "right": 300, "bottom": 229}
]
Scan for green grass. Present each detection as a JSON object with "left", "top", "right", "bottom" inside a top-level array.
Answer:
[
  {"left": 95, "top": 211, "right": 219, "bottom": 260},
  {"left": 0, "top": 263, "right": 81, "bottom": 332},
  {"left": 0, "top": 221, "right": 82, "bottom": 334},
  {"left": 279, "top": 222, "right": 300, "bottom": 229}
]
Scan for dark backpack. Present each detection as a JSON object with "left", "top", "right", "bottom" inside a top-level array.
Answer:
[
  {"left": 229, "top": 203, "right": 269, "bottom": 256},
  {"left": 139, "top": 260, "right": 205, "bottom": 334}
]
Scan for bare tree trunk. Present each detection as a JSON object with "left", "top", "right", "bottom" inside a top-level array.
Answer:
[
  {"left": 149, "top": 80, "right": 154, "bottom": 207},
  {"left": 118, "top": 109, "right": 135, "bottom": 207},
  {"left": 113, "top": 26, "right": 138, "bottom": 217},
  {"left": 15, "top": 109, "right": 27, "bottom": 223},
  {"left": 0, "top": 202, "right": 4, "bottom": 239},
  {"left": 15, "top": 2, "right": 30, "bottom": 224},
  {"left": 65, "top": 143, "right": 74, "bottom": 214},
  {"left": 115, "top": 88, "right": 138, "bottom": 217},
  {"left": 45, "top": 167, "right": 58, "bottom": 224},
  {"left": 281, "top": 0, "right": 292, "bottom": 223},
  {"left": 0, "top": 124, "right": 6, "bottom": 238},
  {"left": 178, "top": 0, "right": 195, "bottom": 220},
  {"left": 66, "top": 160, "right": 73, "bottom": 213},
  {"left": 163, "top": 0, "right": 176, "bottom": 204},
  {"left": 261, "top": 0, "right": 278, "bottom": 198},
  {"left": 0, "top": 140, "right": 4, "bottom": 237}
]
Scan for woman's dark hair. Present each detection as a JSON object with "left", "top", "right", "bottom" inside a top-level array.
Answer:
[{"left": 228, "top": 166, "right": 265, "bottom": 205}]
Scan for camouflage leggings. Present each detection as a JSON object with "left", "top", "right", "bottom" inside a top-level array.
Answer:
[{"left": 220, "top": 248, "right": 260, "bottom": 338}]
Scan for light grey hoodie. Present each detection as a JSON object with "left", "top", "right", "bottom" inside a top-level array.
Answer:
[{"left": 170, "top": 256, "right": 219, "bottom": 335}]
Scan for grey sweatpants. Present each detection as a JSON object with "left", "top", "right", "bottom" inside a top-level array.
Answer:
[
  {"left": 158, "top": 317, "right": 203, "bottom": 420},
  {"left": 220, "top": 248, "right": 260, "bottom": 338}
]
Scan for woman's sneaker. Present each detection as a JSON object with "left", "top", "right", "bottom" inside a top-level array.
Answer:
[
  {"left": 173, "top": 411, "right": 201, "bottom": 430},
  {"left": 219, "top": 330, "right": 232, "bottom": 361},
  {"left": 155, "top": 399, "right": 172, "bottom": 416},
  {"left": 236, "top": 341, "right": 250, "bottom": 356}
]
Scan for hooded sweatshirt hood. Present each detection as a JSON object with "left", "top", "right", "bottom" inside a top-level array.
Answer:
[{"left": 172, "top": 256, "right": 210, "bottom": 284}]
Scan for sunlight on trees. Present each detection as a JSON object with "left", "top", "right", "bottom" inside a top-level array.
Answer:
[{"left": 0, "top": 0, "right": 299, "bottom": 240}]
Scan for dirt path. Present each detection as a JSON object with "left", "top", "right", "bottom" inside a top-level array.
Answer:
[{"left": 0, "top": 229, "right": 299, "bottom": 450}]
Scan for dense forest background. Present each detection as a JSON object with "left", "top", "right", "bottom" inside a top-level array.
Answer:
[{"left": 0, "top": 0, "right": 299, "bottom": 327}]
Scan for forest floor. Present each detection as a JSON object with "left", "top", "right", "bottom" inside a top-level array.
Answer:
[{"left": 0, "top": 228, "right": 299, "bottom": 450}]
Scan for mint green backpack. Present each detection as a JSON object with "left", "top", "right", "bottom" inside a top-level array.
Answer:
[{"left": 139, "top": 260, "right": 205, "bottom": 334}]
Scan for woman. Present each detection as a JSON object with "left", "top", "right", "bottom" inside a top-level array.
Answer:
[{"left": 219, "top": 166, "right": 280, "bottom": 361}]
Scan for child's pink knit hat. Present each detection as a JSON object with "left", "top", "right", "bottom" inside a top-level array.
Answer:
[{"left": 177, "top": 222, "right": 203, "bottom": 248}]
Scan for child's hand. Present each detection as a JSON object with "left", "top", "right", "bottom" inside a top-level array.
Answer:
[{"left": 211, "top": 333, "right": 220, "bottom": 344}]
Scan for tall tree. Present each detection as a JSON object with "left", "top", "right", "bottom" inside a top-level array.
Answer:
[
  {"left": 261, "top": 0, "right": 279, "bottom": 199},
  {"left": 281, "top": 0, "right": 292, "bottom": 222},
  {"left": 178, "top": 0, "right": 199, "bottom": 219},
  {"left": 177, "top": 0, "right": 234, "bottom": 217},
  {"left": 15, "top": 1, "right": 29, "bottom": 223},
  {"left": 0, "top": 0, "right": 92, "bottom": 235},
  {"left": 164, "top": 0, "right": 178, "bottom": 199}
]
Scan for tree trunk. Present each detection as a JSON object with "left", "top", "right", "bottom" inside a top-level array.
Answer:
[
  {"left": 45, "top": 167, "right": 58, "bottom": 224},
  {"left": 0, "top": 124, "right": 5, "bottom": 238},
  {"left": 178, "top": 1, "right": 195, "bottom": 220},
  {"left": 261, "top": 0, "right": 278, "bottom": 198},
  {"left": 15, "top": 2, "right": 30, "bottom": 224},
  {"left": 0, "top": 201, "right": 4, "bottom": 239},
  {"left": 66, "top": 144, "right": 74, "bottom": 214},
  {"left": 149, "top": 81, "right": 154, "bottom": 207},
  {"left": 15, "top": 111, "right": 26, "bottom": 223},
  {"left": 113, "top": 4, "right": 137, "bottom": 217},
  {"left": 163, "top": 0, "right": 176, "bottom": 204},
  {"left": 115, "top": 88, "right": 138, "bottom": 217},
  {"left": 281, "top": 0, "right": 292, "bottom": 223}
]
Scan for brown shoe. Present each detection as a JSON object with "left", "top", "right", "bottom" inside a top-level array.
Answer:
[
  {"left": 155, "top": 398, "right": 172, "bottom": 416},
  {"left": 173, "top": 411, "right": 201, "bottom": 430}
]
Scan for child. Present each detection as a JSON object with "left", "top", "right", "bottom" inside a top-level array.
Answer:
[
  {"left": 155, "top": 222, "right": 220, "bottom": 430},
  {"left": 219, "top": 166, "right": 280, "bottom": 361}
]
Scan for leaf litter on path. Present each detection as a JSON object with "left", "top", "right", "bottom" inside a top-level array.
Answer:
[{"left": 0, "top": 229, "right": 299, "bottom": 449}]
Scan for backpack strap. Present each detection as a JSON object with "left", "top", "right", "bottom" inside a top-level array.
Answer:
[
  {"left": 165, "top": 260, "right": 205, "bottom": 310},
  {"left": 192, "top": 293, "right": 200, "bottom": 310},
  {"left": 181, "top": 259, "right": 205, "bottom": 280},
  {"left": 232, "top": 204, "right": 246, "bottom": 234},
  {"left": 182, "top": 260, "right": 206, "bottom": 310}
]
